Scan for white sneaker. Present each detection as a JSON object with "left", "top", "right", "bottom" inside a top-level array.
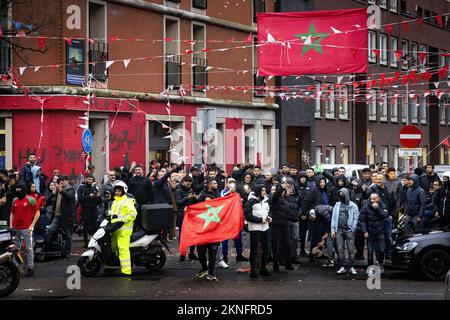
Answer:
[
  {"left": 218, "top": 260, "right": 229, "bottom": 269},
  {"left": 336, "top": 267, "right": 346, "bottom": 274},
  {"left": 350, "top": 267, "right": 357, "bottom": 275}
]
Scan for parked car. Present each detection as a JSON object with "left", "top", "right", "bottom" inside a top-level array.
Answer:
[
  {"left": 312, "top": 164, "right": 368, "bottom": 180},
  {"left": 434, "top": 166, "right": 450, "bottom": 181},
  {"left": 392, "top": 228, "right": 450, "bottom": 281}
]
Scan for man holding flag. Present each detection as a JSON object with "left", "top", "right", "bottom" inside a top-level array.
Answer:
[{"left": 180, "top": 176, "right": 244, "bottom": 282}]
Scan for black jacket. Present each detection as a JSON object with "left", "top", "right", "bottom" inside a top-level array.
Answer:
[
  {"left": 58, "top": 186, "right": 76, "bottom": 227},
  {"left": 269, "top": 186, "right": 291, "bottom": 228},
  {"left": 285, "top": 194, "right": 300, "bottom": 222},
  {"left": 359, "top": 202, "right": 389, "bottom": 236},
  {"left": 77, "top": 183, "right": 102, "bottom": 209},
  {"left": 175, "top": 184, "right": 197, "bottom": 213},
  {"left": 192, "top": 173, "right": 205, "bottom": 194},
  {"left": 127, "top": 176, "right": 154, "bottom": 205},
  {"left": 311, "top": 175, "right": 338, "bottom": 207},
  {"left": 368, "top": 185, "right": 397, "bottom": 216},
  {"left": 298, "top": 184, "right": 314, "bottom": 216},
  {"left": 153, "top": 172, "right": 171, "bottom": 205},
  {"left": 419, "top": 173, "right": 440, "bottom": 195},
  {"left": 198, "top": 189, "right": 220, "bottom": 202}
]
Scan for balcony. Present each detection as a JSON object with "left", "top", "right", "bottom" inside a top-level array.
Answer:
[
  {"left": 0, "top": 38, "right": 11, "bottom": 75},
  {"left": 165, "top": 55, "right": 182, "bottom": 89},
  {"left": 89, "top": 41, "right": 108, "bottom": 82},
  {"left": 192, "top": 57, "right": 208, "bottom": 92},
  {"left": 253, "top": 68, "right": 266, "bottom": 97}
]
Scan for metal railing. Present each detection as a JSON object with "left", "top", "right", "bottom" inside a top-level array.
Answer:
[
  {"left": 192, "top": 57, "right": 207, "bottom": 91},
  {"left": 89, "top": 41, "right": 108, "bottom": 82},
  {"left": 0, "top": 38, "right": 11, "bottom": 75},
  {"left": 165, "top": 54, "right": 182, "bottom": 89}
]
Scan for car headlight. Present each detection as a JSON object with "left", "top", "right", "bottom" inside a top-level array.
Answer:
[{"left": 396, "top": 241, "right": 418, "bottom": 251}]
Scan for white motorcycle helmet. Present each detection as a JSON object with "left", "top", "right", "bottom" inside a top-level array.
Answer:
[{"left": 113, "top": 180, "right": 128, "bottom": 194}]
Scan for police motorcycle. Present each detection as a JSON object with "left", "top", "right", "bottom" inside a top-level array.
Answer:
[
  {"left": 77, "top": 182, "right": 171, "bottom": 277},
  {"left": 0, "top": 221, "right": 21, "bottom": 297}
]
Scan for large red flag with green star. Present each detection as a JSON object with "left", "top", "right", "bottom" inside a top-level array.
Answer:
[
  {"left": 257, "top": 9, "right": 368, "bottom": 76},
  {"left": 179, "top": 193, "right": 244, "bottom": 255}
]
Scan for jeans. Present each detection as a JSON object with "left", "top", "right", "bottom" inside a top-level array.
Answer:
[
  {"left": 197, "top": 243, "right": 219, "bottom": 275},
  {"left": 384, "top": 216, "right": 393, "bottom": 258},
  {"left": 14, "top": 229, "right": 34, "bottom": 269},
  {"left": 404, "top": 215, "right": 418, "bottom": 234},
  {"left": 288, "top": 221, "right": 299, "bottom": 259},
  {"left": 326, "top": 234, "right": 335, "bottom": 259},
  {"left": 367, "top": 234, "right": 385, "bottom": 266},
  {"left": 44, "top": 216, "right": 73, "bottom": 256},
  {"left": 249, "top": 230, "right": 270, "bottom": 271},
  {"left": 355, "top": 230, "right": 365, "bottom": 259},
  {"left": 336, "top": 230, "right": 356, "bottom": 268},
  {"left": 222, "top": 232, "right": 243, "bottom": 259},
  {"left": 271, "top": 226, "right": 291, "bottom": 265}
]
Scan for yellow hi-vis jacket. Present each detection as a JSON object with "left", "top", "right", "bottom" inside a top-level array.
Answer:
[{"left": 109, "top": 195, "right": 137, "bottom": 232}]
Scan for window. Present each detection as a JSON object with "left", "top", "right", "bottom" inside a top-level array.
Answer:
[
  {"left": 380, "top": 146, "right": 389, "bottom": 163},
  {"left": 192, "top": 0, "right": 207, "bottom": 10},
  {"left": 165, "top": 18, "right": 181, "bottom": 89},
  {"left": 402, "top": 95, "right": 409, "bottom": 123},
  {"left": 400, "top": 0, "right": 407, "bottom": 14},
  {"left": 341, "top": 147, "right": 349, "bottom": 164},
  {"left": 0, "top": 0, "right": 10, "bottom": 75},
  {"left": 325, "top": 85, "right": 335, "bottom": 119},
  {"left": 315, "top": 82, "right": 322, "bottom": 118},
  {"left": 441, "top": 50, "right": 450, "bottom": 79},
  {"left": 391, "top": 93, "right": 398, "bottom": 122},
  {"left": 411, "top": 42, "right": 418, "bottom": 70},
  {"left": 439, "top": 98, "right": 446, "bottom": 125},
  {"left": 422, "top": 147, "right": 428, "bottom": 167},
  {"left": 380, "top": 91, "right": 388, "bottom": 121},
  {"left": 390, "top": 0, "right": 398, "bottom": 13},
  {"left": 338, "top": 85, "right": 349, "bottom": 120},
  {"left": 390, "top": 36, "right": 398, "bottom": 68},
  {"left": 440, "top": 146, "right": 446, "bottom": 164},
  {"left": 244, "top": 125, "right": 256, "bottom": 164},
  {"left": 88, "top": 2, "right": 107, "bottom": 82},
  {"left": 418, "top": 44, "right": 427, "bottom": 73},
  {"left": 368, "top": 31, "right": 377, "bottom": 63},
  {"left": 324, "top": 146, "right": 336, "bottom": 164},
  {"left": 192, "top": 24, "right": 207, "bottom": 92},
  {"left": 401, "top": 40, "right": 408, "bottom": 70},
  {"left": 410, "top": 96, "right": 418, "bottom": 123},
  {"left": 380, "top": 0, "right": 387, "bottom": 9},
  {"left": 380, "top": 34, "right": 388, "bottom": 65},
  {"left": 416, "top": 6, "right": 423, "bottom": 17},
  {"left": 391, "top": 146, "right": 399, "bottom": 170},
  {"left": 448, "top": 103, "right": 450, "bottom": 125},
  {"left": 253, "top": 36, "right": 265, "bottom": 98},
  {"left": 315, "top": 147, "right": 322, "bottom": 164},
  {"left": 420, "top": 96, "right": 427, "bottom": 124},
  {"left": 369, "top": 90, "right": 377, "bottom": 121},
  {"left": 253, "top": 0, "right": 265, "bottom": 23}
]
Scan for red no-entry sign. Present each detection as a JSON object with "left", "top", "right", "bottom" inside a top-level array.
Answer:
[{"left": 399, "top": 125, "right": 422, "bottom": 148}]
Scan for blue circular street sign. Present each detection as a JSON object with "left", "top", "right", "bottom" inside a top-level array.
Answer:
[{"left": 82, "top": 129, "right": 93, "bottom": 154}]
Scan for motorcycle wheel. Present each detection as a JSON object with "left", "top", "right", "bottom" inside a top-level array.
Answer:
[
  {"left": 77, "top": 256, "right": 102, "bottom": 277},
  {"left": 0, "top": 262, "right": 20, "bottom": 297},
  {"left": 145, "top": 248, "right": 166, "bottom": 272}
]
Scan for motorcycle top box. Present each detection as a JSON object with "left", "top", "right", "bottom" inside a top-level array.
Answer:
[{"left": 140, "top": 204, "right": 173, "bottom": 232}]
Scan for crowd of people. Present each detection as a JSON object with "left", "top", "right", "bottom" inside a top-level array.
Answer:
[{"left": 1, "top": 153, "right": 450, "bottom": 280}]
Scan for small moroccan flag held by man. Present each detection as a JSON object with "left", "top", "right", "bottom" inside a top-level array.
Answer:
[
  {"left": 257, "top": 8, "right": 368, "bottom": 76},
  {"left": 179, "top": 193, "right": 244, "bottom": 255}
]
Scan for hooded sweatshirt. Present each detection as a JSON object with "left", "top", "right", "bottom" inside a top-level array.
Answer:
[
  {"left": 331, "top": 188, "right": 360, "bottom": 233},
  {"left": 405, "top": 174, "right": 426, "bottom": 217},
  {"left": 31, "top": 165, "right": 45, "bottom": 194}
]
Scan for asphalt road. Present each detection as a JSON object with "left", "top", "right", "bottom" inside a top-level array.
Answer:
[{"left": 2, "top": 233, "right": 446, "bottom": 300}]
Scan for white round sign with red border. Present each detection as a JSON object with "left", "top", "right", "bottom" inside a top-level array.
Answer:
[{"left": 399, "top": 125, "right": 422, "bottom": 148}]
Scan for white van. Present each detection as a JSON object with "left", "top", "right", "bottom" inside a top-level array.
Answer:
[{"left": 312, "top": 164, "right": 369, "bottom": 180}]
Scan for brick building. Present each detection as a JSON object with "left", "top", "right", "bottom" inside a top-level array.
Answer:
[
  {"left": 276, "top": 0, "right": 450, "bottom": 171},
  {"left": 0, "top": 0, "right": 278, "bottom": 181}
]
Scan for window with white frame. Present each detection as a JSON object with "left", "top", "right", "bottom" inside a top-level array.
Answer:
[
  {"left": 380, "top": 34, "right": 388, "bottom": 65},
  {"left": 418, "top": 44, "right": 427, "bottom": 73},
  {"left": 369, "top": 90, "right": 377, "bottom": 121},
  {"left": 325, "top": 85, "right": 335, "bottom": 119},
  {"left": 324, "top": 146, "right": 336, "bottom": 164},
  {"left": 420, "top": 96, "right": 427, "bottom": 124},
  {"left": 402, "top": 95, "right": 409, "bottom": 123},
  {"left": 315, "top": 147, "right": 322, "bottom": 163},
  {"left": 368, "top": 31, "right": 377, "bottom": 63},
  {"left": 380, "top": 0, "right": 387, "bottom": 9},
  {"left": 401, "top": 39, "right": 408, "bottom": 70},
  {"left": 391, "top": 93, "right": 398, "bottom": 122},
  {"left": 410, "top": 96, "right": 418, "bottom": 123},
  {"left": 440, "top": 98, "right": 446, "bottom": 125},
  {"left": 315, "top": 81, "right": 322, "bottom": 118},
  {"left": 338, "top": 85, "right": 349, "bottom": 120},
  {"left": 411, "top": 42, "right": 418, "bottom": 70},
  {"left": 390, "top": 0, "right": 398, "bottom": 13},
  {"left": 440, "top": 49, "right": 446, "bottom": 67},
  {"left": 380, "top": 91, "right": 388, "bottom": 121},
  {"left": 391, "top": 146, "right": 399, "bottom": 170},
  {"left": 390, "top": 36, "right": 398, "bottom": 68},
  {"left": 380, "top": 146, "right": 389, "bottom": 163}
]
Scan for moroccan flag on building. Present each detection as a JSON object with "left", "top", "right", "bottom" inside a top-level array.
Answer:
[
  {"left": 257, "top": 8, "right": 368, "bottom": 76},
  {"left": 179, "top": 193, "right": 244, "bottom": 255}
]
